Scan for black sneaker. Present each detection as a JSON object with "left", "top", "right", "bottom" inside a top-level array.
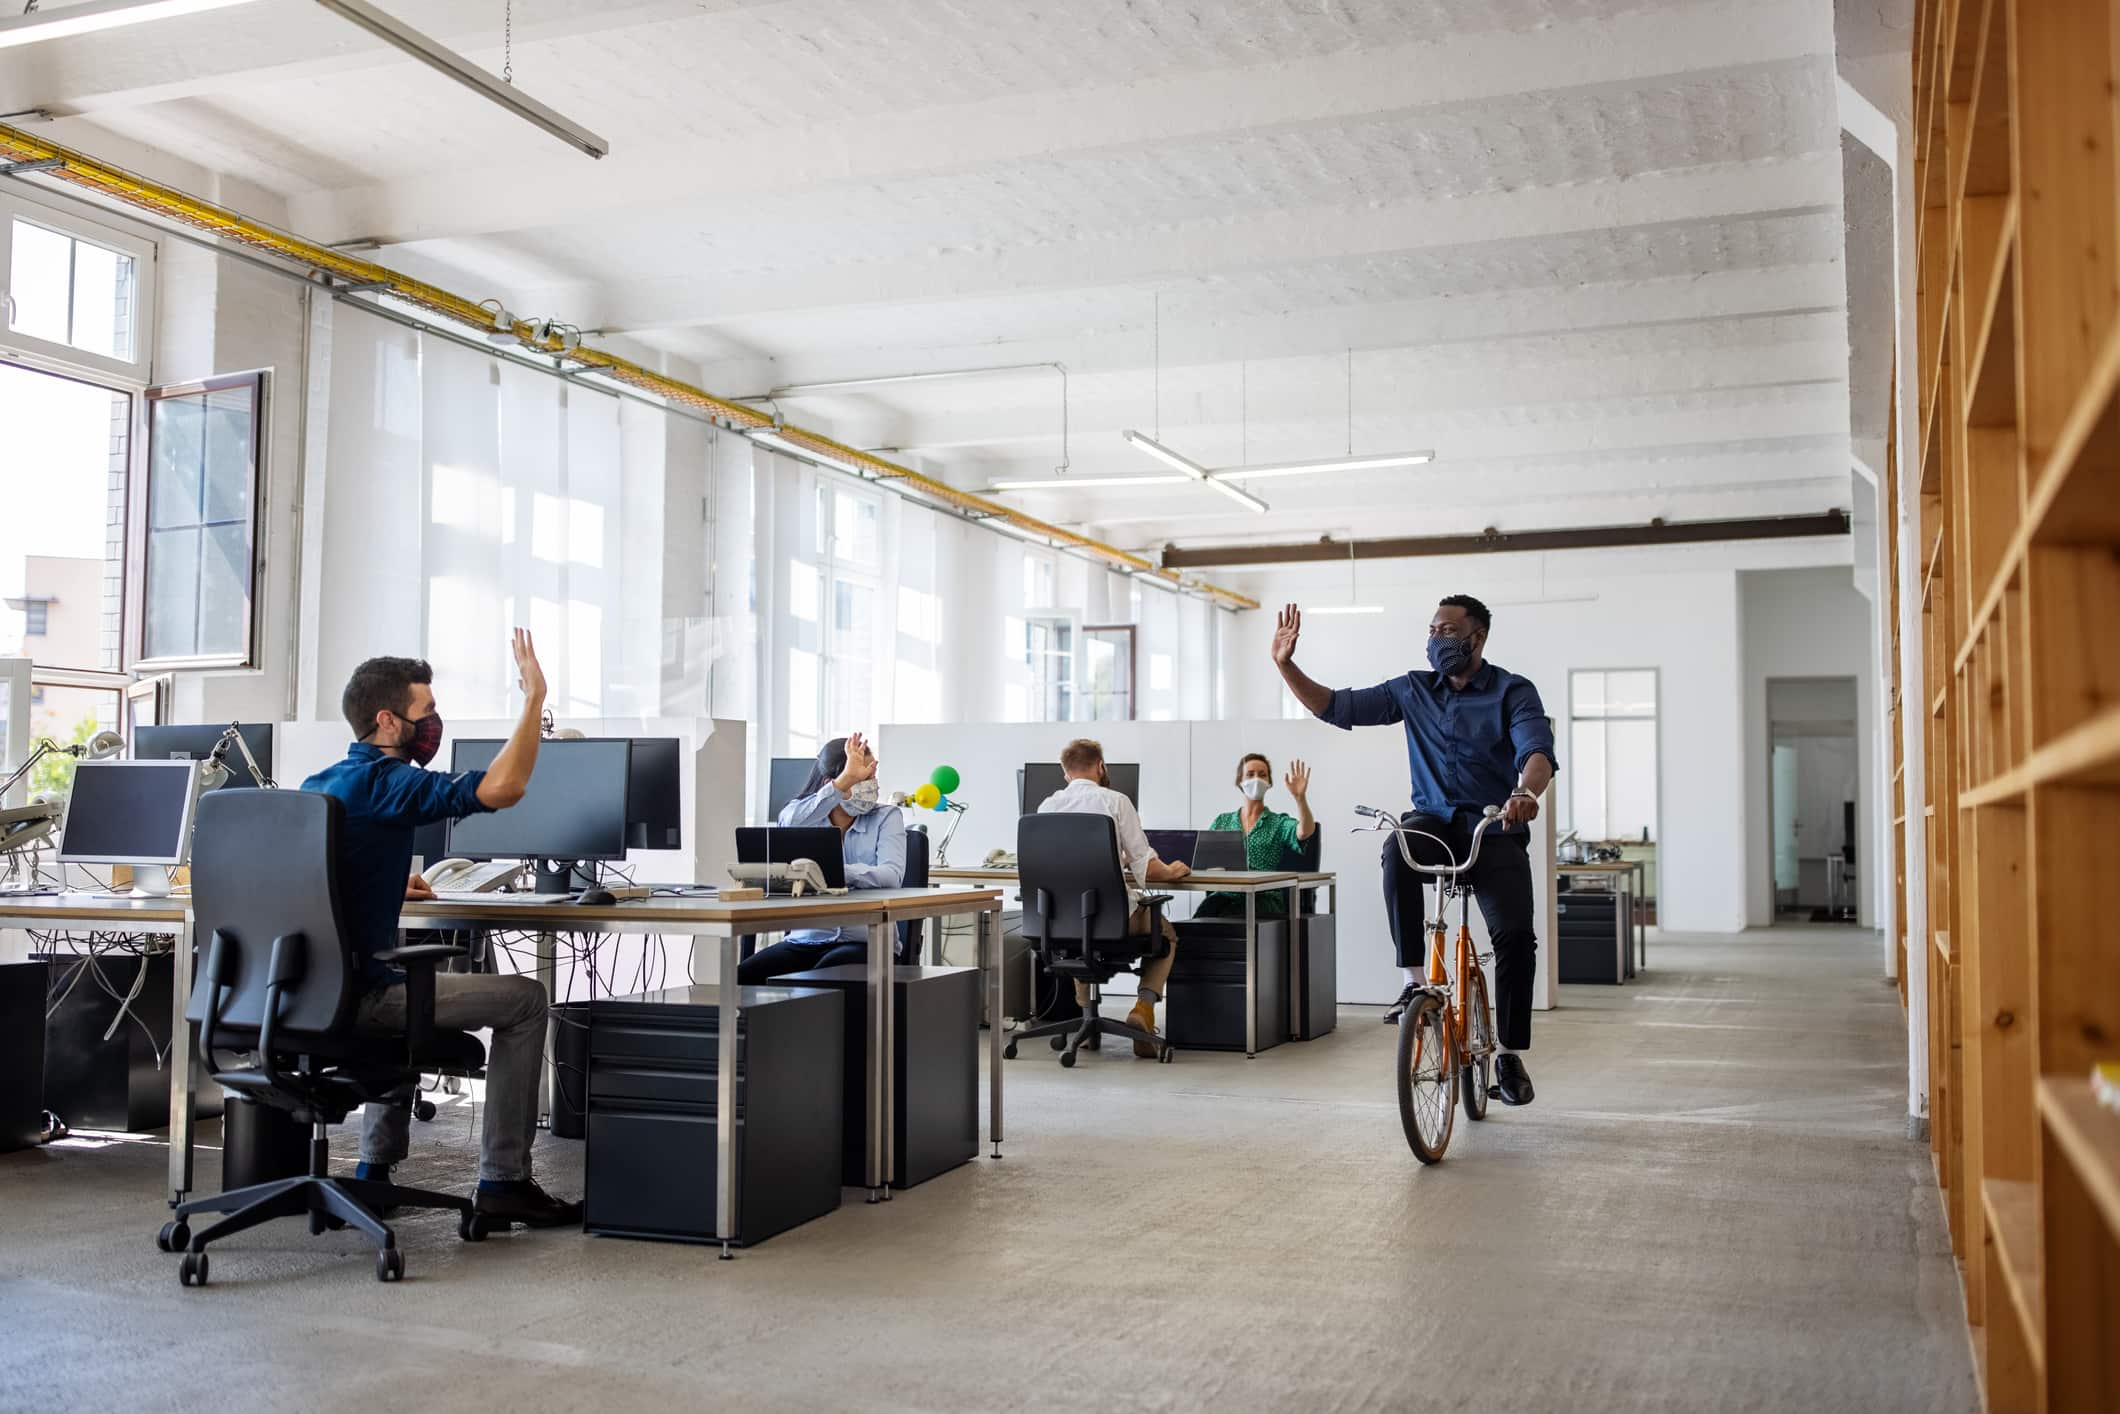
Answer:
[
  {"left": 473, "top": 1180, "right": 583, "bottom": 1230},
  {"left": 1383, "top": 983, "right": 1420, "bottom": 1025},
  {"left": 1493, "top": 1053, "right": 1535, "bottom": 1106}
]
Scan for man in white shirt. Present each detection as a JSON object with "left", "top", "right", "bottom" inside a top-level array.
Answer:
[{"left": 1035, "top": 737, "right": 1191, "bottom": 1056}]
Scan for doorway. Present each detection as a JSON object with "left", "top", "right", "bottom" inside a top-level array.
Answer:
[{"left": 1767, "top": 677, "right": 1859, "bottom": 923}]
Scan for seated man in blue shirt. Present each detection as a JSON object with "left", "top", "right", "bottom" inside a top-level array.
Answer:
[
  {"left": 302, "top": 629, "right": 579, "bottom": 1228},
  {"left": 738, "top": 732, "right": 907, "bottom": 983},
  {"left": 1273, "top": 594, "right": 1557, "bottom": 1106}
]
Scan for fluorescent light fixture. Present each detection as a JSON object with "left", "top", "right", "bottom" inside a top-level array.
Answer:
[
  {"left": 311, "top": 0, "right": 610, "bottom": 159},
  {"left": 1212, "top": 450, "right": 1434, "bottom": 481},
  {"left": 1305, "top": 604, "right": 1385, "bottom": 616},
  {"left": 1205, "top": 476, "right": 1270, "bottom": 514},
  {"left": 0, "top": 0, "right": 263, "bottom": 48},
  {"left": 1120, "top": 430, "right": 1210, "bottom": 480},
  {"left": 989, "top": 474, "right": 1192, "bottom": 491}
]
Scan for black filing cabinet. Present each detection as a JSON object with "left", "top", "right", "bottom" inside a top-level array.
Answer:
[
  {"left": 34, "top": 951, "right": 219, "bottom": 1132},
  {"left": 1167, "top": 920, "right": 1289, "bottom": 1052},
  {"left": 776, "top": 964, "right": 980, "bottom": 1190},
  {"left": 1, "top": 960, "right": 47, "bottom": 1152},
  {"left": 1556, "top": 890, "right": 1629, "bottom": 985},
  {"left": 1292, "top": 915, "right": 1337, "bottom": 1040},
  {"left": 584, "top": 984, "right": 843, "bottom": 1247}
]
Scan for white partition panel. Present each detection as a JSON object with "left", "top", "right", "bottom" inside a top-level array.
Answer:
[{"left": 881, "top": 719, "right": 1554, "bottom": 1008}]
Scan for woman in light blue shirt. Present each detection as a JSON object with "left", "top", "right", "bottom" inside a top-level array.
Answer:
[{"left": 736, "top": 732, "right": 906, "bottom": 983}]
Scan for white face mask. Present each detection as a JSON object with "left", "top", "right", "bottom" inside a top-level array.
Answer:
[
  {"left": 1239, "top": 777, "right": 1270, "bottom": 803},
  {"left": 845, "top": 778, "right": 881, "bottom": 815}
]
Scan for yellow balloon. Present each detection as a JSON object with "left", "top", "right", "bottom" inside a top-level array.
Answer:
[{"left": 912, "top": 782, "right": 942, "bottom": 810}]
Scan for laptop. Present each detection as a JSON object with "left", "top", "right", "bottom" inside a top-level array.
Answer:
[
  {"left": 1145, "top": 829, "right": 1198, "bottom": 868},
  {"left": 1192, "top": 830, "right": 1248, "bottom": 871},
  {"left": 734, "top": 826, "right": 848, "bottom": 890}
]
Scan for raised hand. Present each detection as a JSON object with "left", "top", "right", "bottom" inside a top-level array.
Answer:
[
  {"left": 842, "top": 731, "right": 879, "bottom": 784},
  {"left": 1271, "top": 604, "right": 1302, "bottom": 666},
  {"left": 1284, "top": 757, "right": 1311, "bottom": 801},
  {"left": 511, "top": 627, "right": 547, "bottom": 703}
]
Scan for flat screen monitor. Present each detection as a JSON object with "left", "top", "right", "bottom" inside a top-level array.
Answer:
[
  {"left": 1019, "top": 761, "right": 1138, "bottom": 813},
  {"left": 616, "top": 737, "right": 682, "bottom": 850},
  {"left": 57, "top": 759, "right": 198, "bottom": 866},
  {"left": 735, "top": 826, "right": 848, "bottom": 890},
  {"left": 134, "top": 723, "right": 274, "bottom": 789},
  {"left": 444, "top": 739, "right": 633, "bottom": 863},
  {"left": 767, "top": 756, "right": 815, "bottom": 822}
]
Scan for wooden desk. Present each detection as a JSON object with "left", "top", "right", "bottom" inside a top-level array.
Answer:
[
  {"left": 4, "top": 885, "right": 1003, "bottom": 1256},
  {"left": 1556, "top": 861, "right": 1647, "bottom": 970},
  {"left": 931, "top": 868, "right": 1337, "bottom": 1058}
]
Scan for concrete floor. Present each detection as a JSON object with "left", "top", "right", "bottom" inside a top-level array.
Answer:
[{"left": 0, "top": 927, "right": 1974, "bottom": 1414}]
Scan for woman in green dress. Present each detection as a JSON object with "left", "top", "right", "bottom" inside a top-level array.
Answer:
[{"left": 1198, "top": 752, "right": 1317, "bottom": 917}]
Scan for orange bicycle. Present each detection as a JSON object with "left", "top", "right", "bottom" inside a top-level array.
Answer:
[{"left": 1354, "top": 803, "right": 1504, "bottom": 1164}]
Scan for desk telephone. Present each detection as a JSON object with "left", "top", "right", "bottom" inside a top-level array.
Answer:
[
  {"left": 424, "top": 858, "right": 522, "bottom": 894},
  {"left": 982, "top": 849, "right": 1017, "bottom": 870}
]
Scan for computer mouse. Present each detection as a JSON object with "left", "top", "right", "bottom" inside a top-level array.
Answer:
[{"left": 574, "top": 887, "right": 618, "bottom": 907}]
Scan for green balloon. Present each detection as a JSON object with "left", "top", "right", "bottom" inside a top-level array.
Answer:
[{"left": 930, "top": 765, "right": 961, "bottom": 795}]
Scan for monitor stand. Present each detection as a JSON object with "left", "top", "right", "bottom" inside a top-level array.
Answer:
[
  {"left": 535, "top": 860, "right": 597, "bottom": 895},
  {"left": 126, "top": 865, "right": 174, "bottom": 898}
]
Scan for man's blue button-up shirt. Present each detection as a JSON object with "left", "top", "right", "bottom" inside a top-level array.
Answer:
[
  {"left": 1320, "top": 660, "right": 1558, "bottom": 824},
  {"left": 303, "top": 743, "right": 491, "bottom": 989}
]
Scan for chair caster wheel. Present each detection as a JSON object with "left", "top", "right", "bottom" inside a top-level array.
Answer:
[
  {"left": 157, "top": 1219, "right": 190, "bottom": 1253},
  {"left": 1059, "top": 1050, "right": 1077, "bottom": 1068},
  {"left": 460, "top": 1211, "right": 490, "bottom": 1242},
  {"left": 413, "top": 1099, "right": 438, "bottom": 1122},
  {"left": 1158, "top": 1047, "right": 1175, "bottom": 1064},
  {"left": 1002, "top": 1042, "right": 1018, "bottom": 1060},
  {"left": 377, "top": 1246, "right": 404, "bottom": 1282},
  {"left": 1049, "top": 1036, "right": 1067, "bottom": 1051},
  {"left": 178, "top": 1250, "right": 208, "bottom": 1286}
]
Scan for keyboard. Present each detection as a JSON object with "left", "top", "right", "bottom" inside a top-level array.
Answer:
[{"left": 428, "top": 891, "right": 574, "bottom": 904}]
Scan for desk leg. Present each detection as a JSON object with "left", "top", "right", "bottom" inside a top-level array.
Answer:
[
  {"left": 1244, "top": 891, "right": 1257, "bottom": 1059},
  {"left": 166, "top": 918, "right": 195, "bottom": 1207},
  {"left": 983, "top": 907, "right": 1002, "bottom": 1158},
  {"left": 535, "top": 929, "right": 557, "bottom": 1124},
  {"left": 1286, "top": 884, "right": 1301, "bottom": 1041},
  {"left": 716, "top": 930, "right": 739, "bottom": 1258},
  {"left": 866, "top": 921, "right": 893, "bottom": 1201}
]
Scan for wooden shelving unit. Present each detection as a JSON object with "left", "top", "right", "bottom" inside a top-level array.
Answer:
[{"left": 1910, "top": 3, "right": 2120, "bottom": 1409}]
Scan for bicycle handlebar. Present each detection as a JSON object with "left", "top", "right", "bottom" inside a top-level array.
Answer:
[{"left": 1351, "top": 803, "right": 1505, "bottom": 877}]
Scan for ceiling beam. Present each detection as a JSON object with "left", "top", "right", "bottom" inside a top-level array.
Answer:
[
  {"left": 1160, "top": 512, "right": 1853, "bottom": 568},
  {"left": 280, "top": 0, "right": 1832, "bottom": 245}
]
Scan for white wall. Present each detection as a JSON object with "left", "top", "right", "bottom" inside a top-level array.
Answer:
[
  {"left": 878, "top": 718, "right": 1556, "bottom": 1008},
  {"left": 1738, "top": 566, "right": 1879, "bottom": 927}
]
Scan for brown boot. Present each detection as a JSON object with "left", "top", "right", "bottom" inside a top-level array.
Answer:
[{"left": 1128, "top": 999, "right": 1161, "bottom": 1058}]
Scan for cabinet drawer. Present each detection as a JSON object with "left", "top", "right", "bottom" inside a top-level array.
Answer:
[
  {"left": 587, "top": 1018, "right": 731, "bottom": 1068},
  {"left": 584, "top": 1107, "right": 718, "bottom": 1238},
  {"left": 589, "top": 1059, "right": 745, "bottom": 1111}
]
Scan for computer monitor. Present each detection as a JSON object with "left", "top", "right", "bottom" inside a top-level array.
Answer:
[
  {"left": 1019, "top": 760, "right": 1138, "bottom": 813},
  {"left": 56, "top": 758, "right": 199, "bottom": 897},
  {"left": 735, "top": 826, "right": 848, "bottom": 890},
  {"left": 767, "top": 756, "right": 815, "bottom": 822},
  {"left": 616, "top": 737, "right": 682, "bottom": 850},
  {"left": 444, "top": 739, "right": 633, "bottom": 865},
  {"left": 134, "top": 723, "right": 274, "bottom": 790}
]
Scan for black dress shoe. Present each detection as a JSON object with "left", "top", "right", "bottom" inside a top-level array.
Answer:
[
  {"left": 1493, "top": 1053, "right": 1535, "bottom": 1106},
  {"left": 474, "top": 1180, "right": 584, "bottom": 1229},
  {"left": 1383, "top": 983, "right": 1420, "bottom": 1024}
]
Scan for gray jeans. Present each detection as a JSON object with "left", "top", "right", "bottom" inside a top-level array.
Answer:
[{"left": 353, "top": 973, "right": 546, "bottom": 1184}]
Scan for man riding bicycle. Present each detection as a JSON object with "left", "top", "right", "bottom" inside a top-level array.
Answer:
[{"left": 1272, "top": 593, "right": 1556, "bottom": 1107}]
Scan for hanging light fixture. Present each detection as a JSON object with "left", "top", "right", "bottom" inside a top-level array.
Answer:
[
  {"left": 1306, "top": 539, "right": 1384, "bottom": 616},
  {"left": 0, "top": 0, "right": 265, "bottom": 49}
]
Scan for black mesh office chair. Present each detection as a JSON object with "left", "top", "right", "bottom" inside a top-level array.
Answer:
[
  {"left": 156, "top": 790, "right": 491, "bottom": 1287},
  {"left": 898, "top": 824, "right": 930, "bottom": 963},
  {"left": 1004, "top": 812, "right": 1175, "bottom": 1066}
]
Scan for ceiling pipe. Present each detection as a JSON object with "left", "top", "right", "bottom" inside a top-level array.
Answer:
[
  {"left": 1160, "top": 511, "right": 1852, "bottom": 569},
  {"left": 0, "top": 121, "right": 1254, "bottom": 610}
]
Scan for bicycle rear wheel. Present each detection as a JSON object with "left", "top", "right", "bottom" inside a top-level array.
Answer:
[
  {"left": 1461, "top": 966, "right": 1495, "bottom": 1123},
  {"left": 1396, "top": 990, "right": 1456, "bottom": 1164}
]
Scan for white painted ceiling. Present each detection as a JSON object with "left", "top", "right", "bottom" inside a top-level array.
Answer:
[{"left": 7, "top": 0, "right": 1853, "bottom": 554}]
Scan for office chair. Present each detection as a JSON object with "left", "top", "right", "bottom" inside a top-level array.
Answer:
[
  {"left": 898, "top": 824, "right": 930, "bottom": 964},
  {"left": 1004, "top": 812, "right": 1176, "bottom": 1066},
  {"left": 156, "top": 790, "right": 491, "bottom": 1287}
]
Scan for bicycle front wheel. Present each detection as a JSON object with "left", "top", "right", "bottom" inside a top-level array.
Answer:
[
  {"left": 1397, "top": 990, "right": 1457, "bottom": 1164},
  {"left": 1461, "top": 966, "right": 1494, "bottom": 1123}
]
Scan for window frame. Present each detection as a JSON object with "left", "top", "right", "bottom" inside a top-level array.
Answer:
[
  {"left": 1566, "top": 667, "right": 1661, "bottom": 842},
  {"left": 1079, "top": 623, "right": 1137, "bottom": 721},
  {"left": 0, "top": 191, "right": 156, "bottom": 386},
  {"left": 129, "top": 368, "right": 268, "bottom": 671}
]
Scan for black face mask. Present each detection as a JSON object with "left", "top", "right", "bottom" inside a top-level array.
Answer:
[{"left": 396, "top": 711, "right": 444, "bottom": 767}]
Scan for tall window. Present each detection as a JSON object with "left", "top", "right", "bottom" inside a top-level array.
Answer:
[
  {"left": 812, "top": 484, "right": 881, "bottom": 740},
  {"left": 1080, "top": 624, "right": 1135, "bottom": 720},
  {"left": 135, "top": 371, "right": 264, "bottom": 667},
  {"left": 2, "top": 194, "right": 154, "bottom": 383},
  {"left": 1022, "top": 615, "right": 1074, "bottom": 722},
  {"left": 1569, "top": 669, "right": 1658, "bottom": 841}
]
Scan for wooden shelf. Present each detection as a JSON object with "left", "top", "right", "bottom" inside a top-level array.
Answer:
[
  {"left": 2040, "top": 1078, "right": 2120, "bottom": 1242},
  {"left": 1933, "top": 928, "right": 1950, "bottom": 963},
  {"left": 1958, "top": 703, "right": 2120, "bottom": 807},
  {"left": 1964, "top": 217, "right": 2017, "bottom": 428},
  {"left": 1982, "top": 1177, "right": 2046, "bottom": 1373}
]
